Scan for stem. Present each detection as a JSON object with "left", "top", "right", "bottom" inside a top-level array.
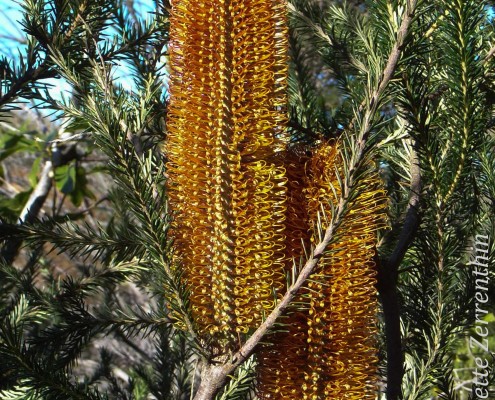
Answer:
[
  {"left": 193, "top": 365, "right": 230, "bottom": 400},
  {"left": 378, "top": 273, "right": 402, "bottom": 400},
  {"left": 377, "top": 139, "right": 421, "bottom": 400}
]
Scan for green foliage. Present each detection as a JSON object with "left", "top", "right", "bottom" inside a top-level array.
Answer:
[
  {"left": 0, "top": 0, "right": 494, "bottom": 399},
  {"left": 215, "top": 357, "right": 257, "bottom": 400}
]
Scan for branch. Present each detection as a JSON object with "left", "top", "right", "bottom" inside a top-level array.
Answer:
[
  {"left": 44, "top": 132, "right": 90, "bottom": 144},
  {"left": 0, "top": 142, "right": 78, "bottom": 265},
  {"left": 1, "top": 161, "right": 53, "bottom": 265},
  {"left": 237, "top": 0, "right": 418, "bottom": 372},
  {"left": 0, "top": 63, "right": 56, "bottom": 110},
  {"left": 19, "top": 161, "right": 53, "bottom": 224},
  {"left": 377, "top": 138, "right": 421, "bottom": 400},
  {"left": 192, "top": 2, "right": 418, "bottom": 398},
  {"left": 382, "top": 140, "right": 421, "bottom": 270}
]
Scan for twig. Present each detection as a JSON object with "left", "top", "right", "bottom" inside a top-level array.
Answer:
[
  {"left": 40, "top": 132, "right": 90, "bottom": 144},
  {"left": 0, "top": 121, "right": 19, "bottom": 132},
  {"left": 483, "top": 44, "right": 495, "bottom": 65},
  {"left": 125, "top": 0, "right": 140, "bottom": 28},
  {"left": 114, "top": 328, "right": 154, "bottom": 364},
  {"left": 0, "top": 34, "right": 27, "bottom": 44},
  {"left": 19, "top": 160, "right": 53, "bottom": 223},
  {"left": 192, "top": 2, "right": 418, "bottom": 399}
]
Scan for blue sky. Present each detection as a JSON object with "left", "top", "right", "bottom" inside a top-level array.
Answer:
[
  {"left": 0, "top": 0, "right": 26, "bottom": 57},
  {"left": 0, "top": 0, "right": 155, "bottom": 46},
  {"left": 0, "top": 0, "right": 156, "bottom": 101}
]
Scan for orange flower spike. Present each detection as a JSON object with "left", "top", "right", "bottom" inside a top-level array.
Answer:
[
  {"left": 165, "top": 0, "right": 289, "bottom": 345},
  {"left": 256, "top": 146, "right": 312, "bottom": 400},
  {"left": 303, "top": 141, "right": 388, "bottom": 399}
]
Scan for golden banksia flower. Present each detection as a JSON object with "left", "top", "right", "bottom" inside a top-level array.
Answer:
[
  {"left": 257, "top": 141, "right": 388, "bottom": 400},
  {"left": 256, "top": 146, "right": 311, "bottom": 399},
  {"left": 165, "top": 0, "right": 388, "bottom": 395},
  {"left": 165, "top": 0, "right": 289, "bottom": 345}
]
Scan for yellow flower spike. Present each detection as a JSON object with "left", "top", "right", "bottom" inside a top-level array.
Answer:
[
  {"left": 257, "top": 146, "right": 311, "bottom": 400},
  {"left": 257, "top": 141, "right": 387, "bottom": 399},
  {"left": 302, "top": 140, "right": 387, "bottom": 399},
  {"left": 165, "top": 0, "right": 289, "bottom": 348}
]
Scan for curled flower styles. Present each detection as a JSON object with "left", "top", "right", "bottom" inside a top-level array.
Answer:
[
  {"left": 257, "top": 146, "right": 310, "bottom": 399},
  {"left": 165, "top": 0, "right": 289, "bottom": 346},
  {"left": 257, "top": 141, "right": 388, "bottom": 399},
  {"left": 303, "top": 142, "right": 387, "bottom": 399}
]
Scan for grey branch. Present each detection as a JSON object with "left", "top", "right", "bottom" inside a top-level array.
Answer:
[
  {"left": 1, "top": 141, "right": 79, "bottom": 265},
  {"left": 19, "top": 161, "right": 53, "bottom": 223},
  {"left": 377, "top": 138, "right": 422, "bottom": 400}
]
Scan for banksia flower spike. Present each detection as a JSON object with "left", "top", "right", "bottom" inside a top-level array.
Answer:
[
  {"left": 257, "top": 141, "right": 388, "bottom": 399},
  {"left": 302, "top": 141, "right": 387, "bottom": 399},
  {"left": 257, "top": 145, "right": 311, "bottom": 399},
  {"left": 165, "top": 0, "right": 289, "bottom": 348}
]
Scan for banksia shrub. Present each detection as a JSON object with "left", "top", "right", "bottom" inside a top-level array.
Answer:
[
  {"left": 165, "top": 0, "right": 289, "bottom": 347},
  {"left": 2, "top": 0, "right": 493, "bottom": 399},
  {"left": 257, "top": 141, "right": 388, "bottom": 399}
]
